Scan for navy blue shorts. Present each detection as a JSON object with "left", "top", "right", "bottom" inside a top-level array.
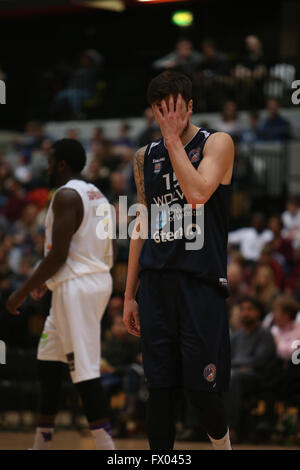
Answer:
[{"left": 138, "top": 270, "right": 231, "bottom": 392}]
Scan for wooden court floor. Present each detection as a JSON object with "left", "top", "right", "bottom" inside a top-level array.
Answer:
[{"left": 0, "top": 431, "right": 299, "bottom": 450}]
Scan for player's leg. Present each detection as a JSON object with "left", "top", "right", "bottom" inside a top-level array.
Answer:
[
  {"left": 32, "top": 360, "right": 64, "bottom": 450},
  {"left": 75, "top": 377, "right": 114, "bottom": 450},
  {"left": 34, "top": 310, "right": 66, "bottom": 450},
  {"left": 61, "top": 273, "right": 115, "bottom": 450},
  {"left": 187, "top": 390, "right": 231, "bottom": 449},
  {"left": 138, "top": 271, "right": 180, "bottom": 450},
  {"left": 146, "top": 387, "right": 177, "bottom": 450},
  {"left": 179, "top": 276, "right": 232, "bottom": 450}
]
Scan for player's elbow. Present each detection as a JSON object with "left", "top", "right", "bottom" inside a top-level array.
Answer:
[{"left": 186, "top": 193, "right": 207, "bottom": 207}]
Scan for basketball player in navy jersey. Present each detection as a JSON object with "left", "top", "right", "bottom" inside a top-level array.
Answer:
[{"left": 123, "top": 71, "right": 234, "bottom": 450}]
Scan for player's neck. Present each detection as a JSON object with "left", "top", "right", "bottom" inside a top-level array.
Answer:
[
  {"left": 58, "top": 172, "right": 83, "bottom": 187},
  {"left": 180, "top": 122, "right": 200, "bottom": 147}
]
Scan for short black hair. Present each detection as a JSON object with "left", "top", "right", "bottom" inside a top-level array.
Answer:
[
  {"left": 52, "top": 138, "right": 86, "bottom": 173},
  {"left": 146, "top": 70, "right": 193, "bottom": 105},
  {"left": 239, "top": 296, "right": 265, "bottom": 318}
]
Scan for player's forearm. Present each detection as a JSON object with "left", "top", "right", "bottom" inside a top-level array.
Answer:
[
  {"left": 165, "top": 136, "right": 208, "bottom": 205},
  {"left": 18, "top": 251, "right": 66, "bottom": 296},
  {"left": 124, "top": 236, "right": 145, "bottom": 300}
]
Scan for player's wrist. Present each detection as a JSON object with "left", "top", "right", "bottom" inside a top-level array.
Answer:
[
  {"left": 124, "top": 292, "right": 136, "bottom": 302},
  {"left": 164, "top": 134, "right": 181, "bottom": 147}
]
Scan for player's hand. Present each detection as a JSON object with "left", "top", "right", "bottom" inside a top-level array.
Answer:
[
  {"left": 31, "top": 284, "right": 48, "bottom": 301},
  {"left": 123, "top": 298, "right": 141, "bottom": 337},
  {"left": 6, "top": 289, "right": 27, "bottom": 315},
  {"left": 153, "top": 93, "right": 192, "bottom": 141}
]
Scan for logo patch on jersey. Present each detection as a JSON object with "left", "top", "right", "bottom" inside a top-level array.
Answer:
[
  {"left": 188, "top": 148, "right": 201, "bottom": 163},
  {"left": 154, "top": 162, "right": 162, "bottom": 174},
  {"left": 203, "top": 363, "right": 216, "bottom": 383}
]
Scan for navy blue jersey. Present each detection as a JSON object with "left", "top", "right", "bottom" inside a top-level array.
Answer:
[{"left": 139, "top": 128, "right": 232, "bottom": 289}]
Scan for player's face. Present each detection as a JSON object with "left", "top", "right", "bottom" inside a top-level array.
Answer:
[
  {"left": 153, "top": 94, "right": 193, "bottom": 135},
  {"left": 47, "top": 152, "right": 60, "bottom": 188}
]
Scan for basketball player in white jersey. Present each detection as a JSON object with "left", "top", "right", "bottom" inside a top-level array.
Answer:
[{"left": 6, "top": 139, "right": 115, "bottom": 450}]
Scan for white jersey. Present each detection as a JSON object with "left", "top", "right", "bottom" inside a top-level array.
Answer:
[{"left": 44, "top": 179, "right": 113, "bottom": 290}]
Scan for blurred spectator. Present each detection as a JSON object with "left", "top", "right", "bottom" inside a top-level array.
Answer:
[
  {"left": 227, "top": 261, "right": 248, "bottom": 308},
  {"left": 228, "top": 213, "right": 273, "bottom": 262},
  {"left": 259, "top": 98, "right": 291, "bottom": 141},
  {"left": 226, "top": 297, "right": 278, "bottom": 441},
  {"left": 235, "top": 35, "right": 267, "bottom": 81},
  {"left": 250, "top": 265, "right": 279, "bottom": 312},
  {"left": 197, "top": 39, "right": 230, "bottom": 78},
  {"left": 136, "top": 108, "right": 160, "bottom": 148},
  {"left": 152, "top": 38, "right": 202, "bottom": 77},
  {"left": 101, "top": 314, "right": 140, "bottom": 396},
  {"left": 259, "top": 244, "right": 285, "bottom": 289},
  {"left": 14, "top": 155, "right": 32, "bottom": 186},
  {"left": 0, "top": 178, "right": 28, "bottom": 223},
  {"left": 281, "top": 197, "right": 300, "bottom": 250},
  {"left": 54, "top": 49, "right": 103, "bottom": 117},
  {"left": 14, "top": 121, "right": 48, "bottom": 163},
  {"left": 114, "top": 123, "right": 134, "bottom": 149},
  {"left": 239, "top": 111, "right": 260, "bottom": 144},
  {"left": 269, "top": 296, "right": 300, "bottom": 360},
  {"left": 214, "top": 100, "right": 241, "bottom": 139},
  {"left": 267, "top": 215, "right": 294, "bottom": 270}
]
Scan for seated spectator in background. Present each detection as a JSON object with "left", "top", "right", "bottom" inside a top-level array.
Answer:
[
  {"left": 258, "top": 245, "right": 285, "bottom": 290},
  {"left": 136, "top": 108, "right": 160, "bottom": 148},
  {"left": 54, "top": 49, "right": 103, "bottom": 117},
  {"left": 152, "top": 38, "right": 202, "bottom": 77},
  {"left": 250, "top": 265, "right": 279, "bottom": 312},
  {"left": 0, "top": 178, "right": 28, "bottom": 224},
  {"left": 269, "top": 297, "right": 300, "bottom": 396},
  {"left": 268, "top": 297, "right": 300, "bottom": 358},
  {"left": 196, "top": 39, "right": 230, "bottom": 78},
  {"left": 114, "top": 122, "right": 134, "bottom": 149},
  {"left": 281, "top": 196, "right": 300, "bottom": 250},
  {"left": 235, "top": 35, "right": 267, "bottom": 81},
  {"left": 267, "top": 215, "right": 294, "bottom": 271},
  {"left": 101, "top": 314, "right": 140, "bottom": 396},
  {"left": 259, "top": 98, "right": 291, "bottom": 142},
  {"left": 226, "top": 297, "right": 278, "bottom": 441},
  {"left": 239, "top": 111, "right": 260, "bottom": 144},
  {"left": 228, "top": 213, "right": 273, "bottom": 263},
  {"left": 214, "top": 100, "right": 241, "bottom": 140},
  {"left": 227, "top": 261, "right": 248, "bottom": 308},
  {"left": 88, "top": 127, "right": 105, "bottom": 153},
  {"left": 14, "top": 121, "right": 48, "bottom": 163},
  {"left": 285, "top": 249, "right": 300, "bottom": 301}
]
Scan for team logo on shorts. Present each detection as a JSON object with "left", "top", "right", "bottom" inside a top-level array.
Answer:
[
  {"left": 188, "top": 148, "right": 200, "bottom": 163},
  {"left": 203, "top": 363, "right": 216, "bottom": 383},
  {"left": 66, "top": 352, "right": 75, "bottom": 372},
  {"left": 39, "top": 333, "right": 48, "bottom": 348}
]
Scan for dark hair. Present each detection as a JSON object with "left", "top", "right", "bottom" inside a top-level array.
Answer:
[
  {"left": 146, "top": 70, "right": 193, "bottom": 105},
  {"left": 52, "top": 139, "right": 86, "bottom": 173},
  {"left": 274, "top": 296, "right": 299, "bottom": 320},
  {"left": 239, "top": 296, "right": 265, "bottom": 318}
]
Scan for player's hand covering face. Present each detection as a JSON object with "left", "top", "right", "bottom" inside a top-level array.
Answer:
[{"left": 153, "top": 94, "right": 192, "bottom": 140}]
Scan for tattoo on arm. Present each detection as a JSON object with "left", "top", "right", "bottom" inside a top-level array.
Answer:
[{"left": 134, "top": 147, "right": 146, "bottom": 206}]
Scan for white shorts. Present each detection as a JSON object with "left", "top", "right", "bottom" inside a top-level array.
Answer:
[{"left": 37, "top": 272, "right": 112, "bottom": 383}]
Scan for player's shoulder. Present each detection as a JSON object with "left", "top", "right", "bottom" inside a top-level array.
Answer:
[
  {"left": 53, "top": 186, "right": 82, "bottom": 209},
  {"left": 204, "top": 130, "right": 234, "bottom": 145}
]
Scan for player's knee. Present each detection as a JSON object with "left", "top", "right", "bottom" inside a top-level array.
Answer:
[{"left": 75, "top": 377, "right": 110, "bottom": 423}]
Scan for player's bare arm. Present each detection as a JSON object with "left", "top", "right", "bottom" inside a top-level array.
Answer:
[
  {"left": 5, "top": 189, "right": 83, "bottom": 315},
  {"left": 153, "top": 94, "right": 234, "bottom": 206},
  {"left": 123, "top": 146, "right": 147, "bottom": 337}
]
